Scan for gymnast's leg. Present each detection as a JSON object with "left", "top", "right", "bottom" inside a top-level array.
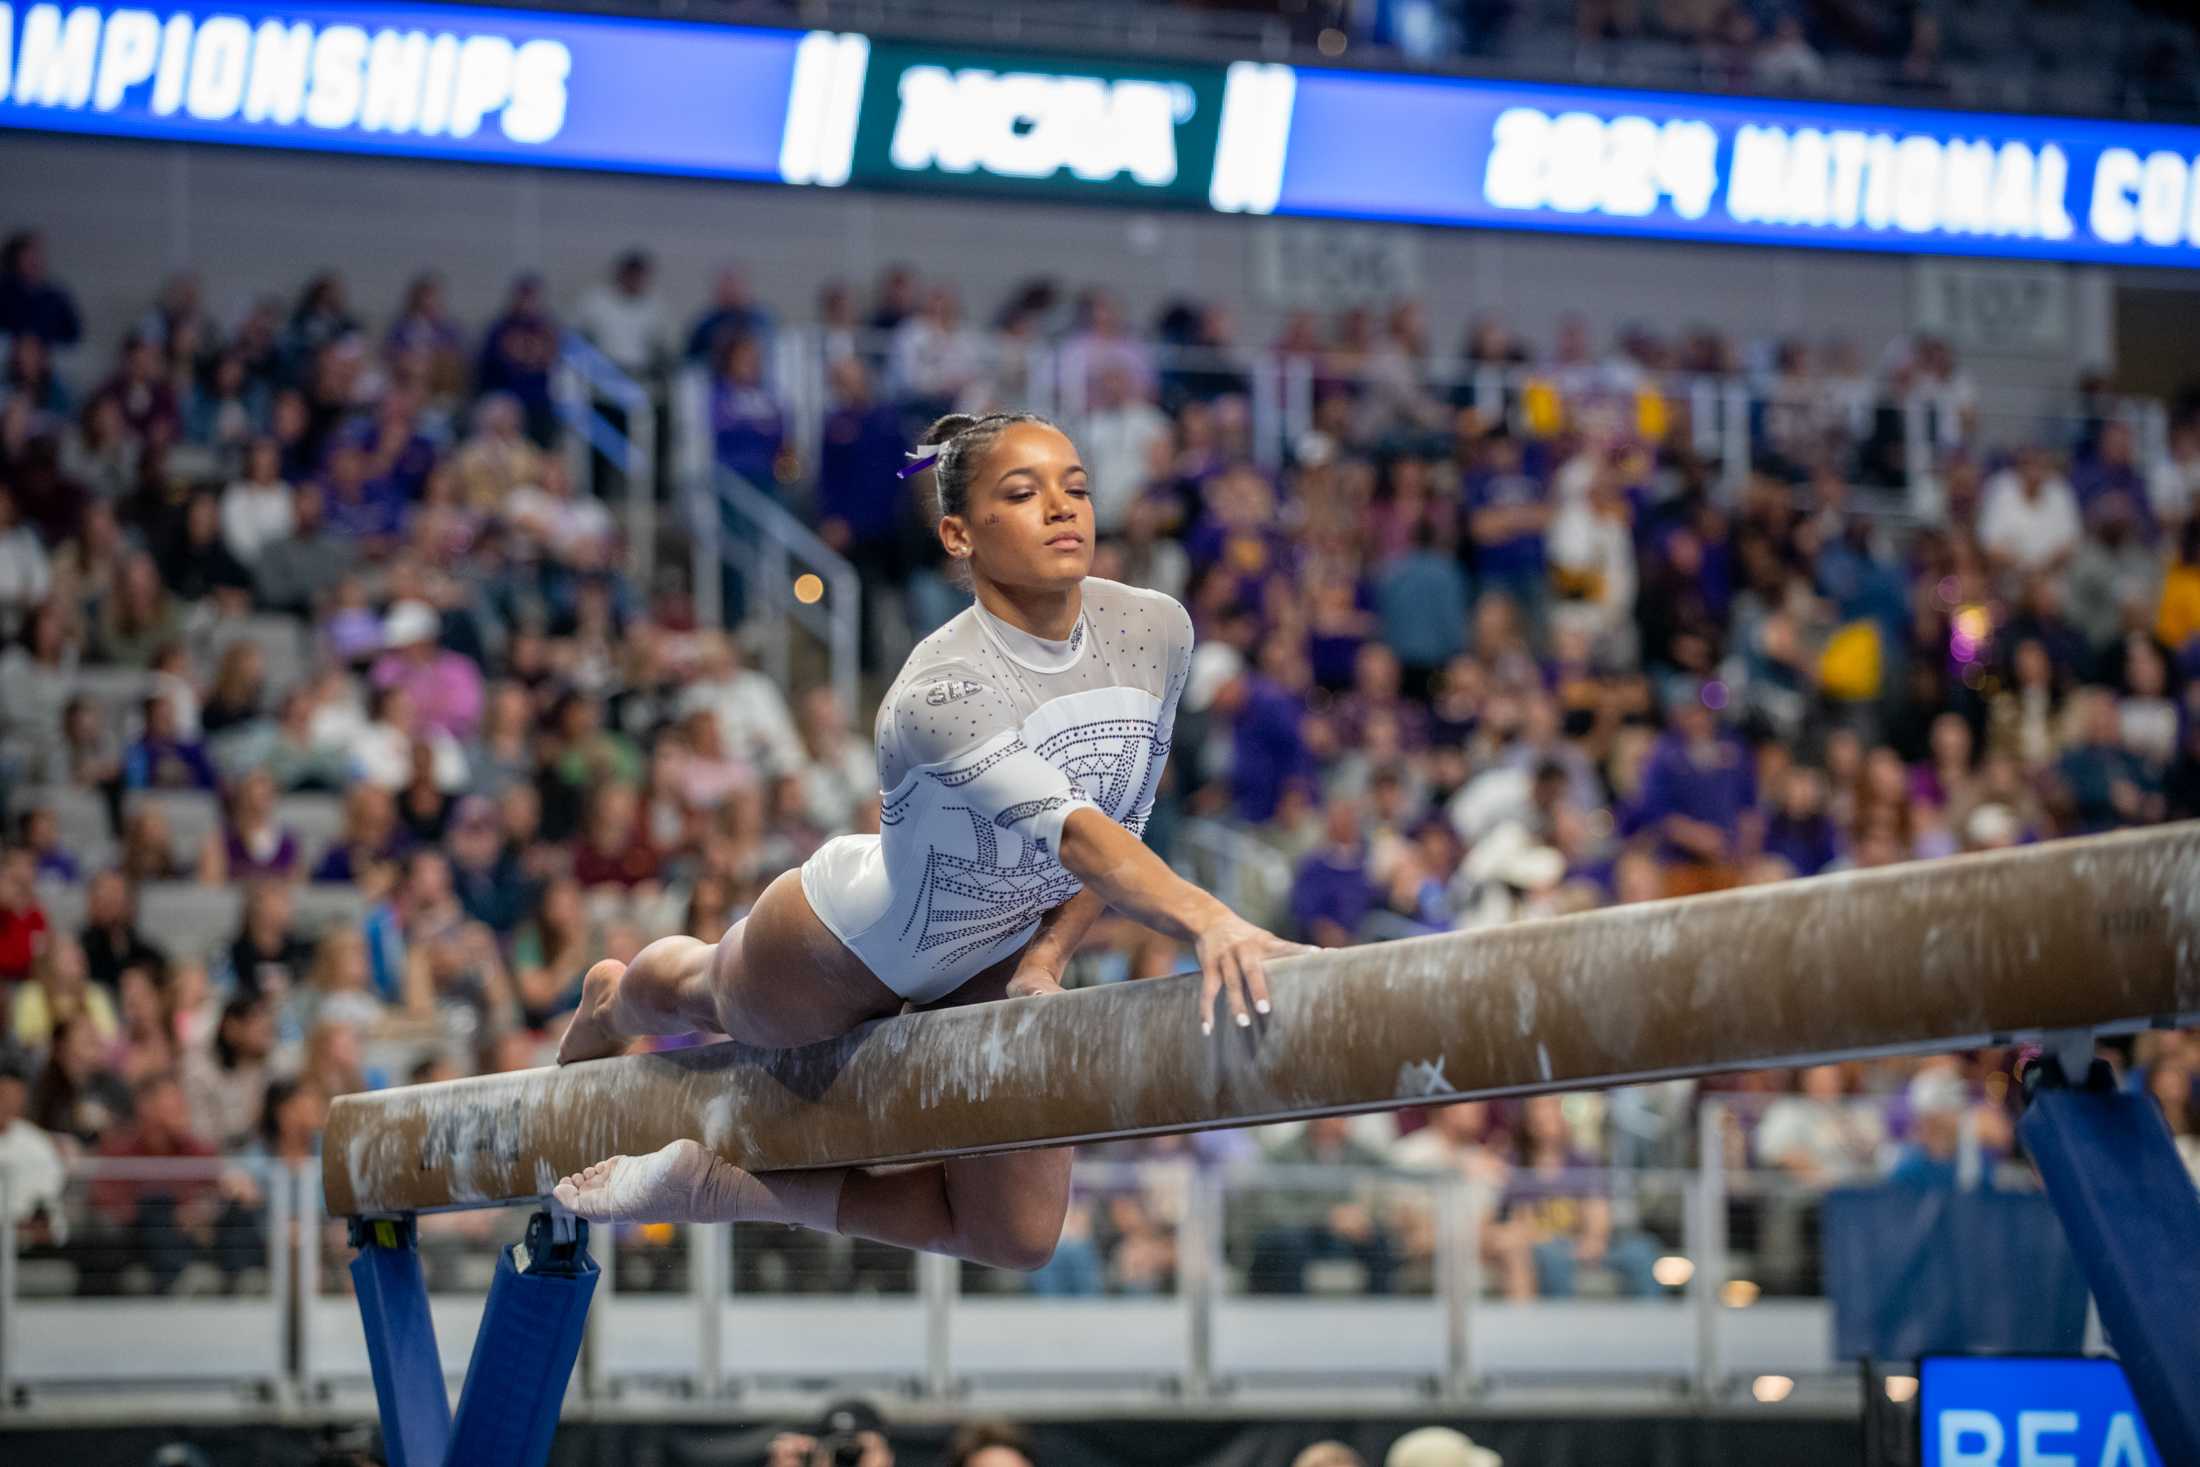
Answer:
[{"left": 553, "top": 919, "right": 1075, "bottom": 1271}]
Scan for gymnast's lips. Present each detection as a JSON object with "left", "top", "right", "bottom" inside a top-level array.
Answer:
[{"left": 1045, "top": 533, "right": 1085, "bottom": 549}]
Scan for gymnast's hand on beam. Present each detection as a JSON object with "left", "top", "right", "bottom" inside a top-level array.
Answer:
[
  {"left": 1004, "top": 961, "right": 1067, "bottom": 1000},
  {"left": 1194, "top": 910, "right": 1315, "bottom": 1037}
]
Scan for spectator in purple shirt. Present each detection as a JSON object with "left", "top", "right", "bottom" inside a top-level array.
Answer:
[
  {"left": 121, "top": 694, "right": 217, "bottom": 792},
  {"left": 1230, "top": 638, "right": 1318, "bottom": 824},
  {"left": 1289, "top": 794, "right": 1378, "bottom": 947},
  {"left": 319, "top": 441, "right": 405, "bottom": 551},
  {"left": 2074, "top": 419, "right": 2151, "bottom": 530},
  {"left": 1759, "top": 764, "right": 1840, "bottom": 876},
  {"left": 0, "top": 231, "right": 83, "bottom": 348},
  {"left": 212, "top": 770, "right": 301, "bottom": 882},
  {"left": 477, "top": 274, "right": 561, "bottom": 446},
  {"left": 708, "top": 333, "right": 786, "bottom": 491},
  {"left": 1626, "top": 683, "right": 1755, "bottom": 894},
  {"left": 1466, "top": 432, "right": 1551, "bottom": 625}
]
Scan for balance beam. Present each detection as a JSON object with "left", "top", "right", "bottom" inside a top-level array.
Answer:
[{"left": 324, "top": 823, "right": 2200, "bottom": 1216}]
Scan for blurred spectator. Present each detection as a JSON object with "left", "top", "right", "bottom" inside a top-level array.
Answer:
[
  {"left": 687, "top": 267, "right": 771, "bottom": 364},
  {"left": 79, "top": 871, "right": 161, "bottom": 989},
  {"left": 183, "top": 996, "right": 276, "bottom": 1150},
  {"left": 575, "top": 249, "right": 673, "bottom": 380},
  {"left": 682, "top": 635, "right": 805, "bottom": 780},
  {"left": 29, "top": 1015, "right": 132, "bottom": 1147},
  {"left": 252, "top": 484, "right": 359, "bottom": 616},
  {"left": 226, "top": 881, "right": 312, "bottom": 1003},
  {"left": 85, "top": 1070, "right": 261, "bottom": 1294},
  {"left": 511, "top": 877, "right": 589, "bottom": 1026},
  {"left": 1978, "top": 448, "right": 2081, "bottom": 580},
  {"left": 2159, "top": 520, "right": 2200, "bottom": 656},
  {"left": 1292, "top": 1445, "right": 1367, "bottom": 1467},
  {"left": 95, "top": 552, "right": 187, "bottom": 668},
  {"left": 0, "top": 1048, "right": 68, "bottom": 1244},
  {"left": 122, "top": 692, "right": 218, "bottom": 791},
  {"left": 889, "top": 285, "right": 986, "bottom": 418},
  {"left": 944, "top": 1419, "right": 1038, "bottom": 1467},
  {"left": 219, "top": 438, "right": 295, "bottom": 565},
  {"left": 386, "top": 272, "right": 467, "bottom": 401},
  {"left": 1246, "top": 1116, "right": 1399, "bottom": 1294},
  {"left": 478, "top": 274, "right": 561, "bottom": 445},
  {"left": 0, "top": 229, "right": 83, "bottom": 346},
  {"left": 18, "top": 806, "right": 77, "bottom": 884},
  {"left": 1385, "top": 1427, "right": 1501, "bottom": 1467},
  {"left": 1489, "top": 1095, "right": 1656, "bottom": 1298},
  {"left": 311, "top": 784, "right": 407, "bottom": 884},
  {"left": 10, "top": 934, "right": 115, "bottom": 1048},
  {"left": 708, "top": 332, "right": 788, "bottom": 489},
  {"left": 159, "top": 492, "right": 255, "bottom": 605},
  {"left": 1079, "top": 366, "right": 1170, "bottom": 535},
  {"left": 372, "top": 600, "right": 484, "bottom": 742},
  {"left": 1753, "top": 1064, "right": 1887, "bottom": 1182},
  {"left": 301, "top": 928, "right": 384, "bottom": 1032},
  {"left": 0, "top": 844, "right": 50, "bottom": 983},
  {"left": 1628, "top": 685, "right": 1753, "bottom": 893},
  {"left": 0, "top": 484, "right": 52, "bottom": 635},
  {"left": 1290, "top": 794, "right": 1377, "bottom": 947}
]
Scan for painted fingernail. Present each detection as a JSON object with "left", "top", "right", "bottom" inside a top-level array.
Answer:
[
  {"left": 1236, "top": 1012, "right": 1252, "bottom": 1028},
  {"left": 1256, "top": 1000, "right": 1272, "bottom": 1015},
  {"left": 1202, "top": 1020, "right": 1213, "bottom": 1036}
]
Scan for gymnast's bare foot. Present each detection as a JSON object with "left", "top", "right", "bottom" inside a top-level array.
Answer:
[
  {"left": 554, "top": 1139, "right": 744, "bottom": 1224},
  {"left": 555, "top": 959, "right": 632, "bottom": 1065}
]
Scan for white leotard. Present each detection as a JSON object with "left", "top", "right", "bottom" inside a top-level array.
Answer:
[{"left": 799, "top": 577, "right": 1192, "bottom": 1003}]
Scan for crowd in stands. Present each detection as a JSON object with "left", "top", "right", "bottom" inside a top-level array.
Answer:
[{"left": 1, "top": 220, "right": 2197, "bottom": 1305}]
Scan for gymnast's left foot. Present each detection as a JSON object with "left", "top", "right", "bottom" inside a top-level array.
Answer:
[{"left": 553, "top": 1139, "right": 845, "bottom": 1229}]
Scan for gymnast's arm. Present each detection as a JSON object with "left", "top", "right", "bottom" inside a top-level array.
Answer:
[
  {"left": 1005, "top": 887, "right": 1110, "bottom": 998},
  {"left": 1054, "top": 806, "right": 1309, "bottom": 1034}
]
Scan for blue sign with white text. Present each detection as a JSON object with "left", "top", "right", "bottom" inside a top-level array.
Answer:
[
  {"left": 1269, "top": 68, "right": 2200, "bottom": 266},
  {"left": 0, "top": 0, "right": 802, "bottom": 180},
  {"left": 1920, "top": 1356, "right": 2161, "bottom": 1467}
]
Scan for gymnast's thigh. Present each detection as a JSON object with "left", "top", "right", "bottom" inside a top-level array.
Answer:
[{"left": 712, "top": 868, "right": 906, "bottom": 1049}]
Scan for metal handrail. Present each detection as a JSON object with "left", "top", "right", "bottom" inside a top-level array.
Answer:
[{"left": 555, "top": 332, "right": 658, "bottom": 591}]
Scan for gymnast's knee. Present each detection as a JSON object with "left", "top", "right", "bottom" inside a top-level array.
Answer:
[{"left": 964, "top": 1212, "right": 1062, "bottom": 1273}]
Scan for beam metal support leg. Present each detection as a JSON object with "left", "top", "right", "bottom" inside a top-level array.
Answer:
[
  {"left": 350, "top": 1216, "right": 451, "bottom": 1467},
  {"left": 2020, "top": 1054, "right": 2200, "bottom": 1467},
  {"left": 446, "top": 1210, "right": 598, "bottom": 1467},
  {"left": 352, "top": 1210, "right": 598, "bottom": 1467}
]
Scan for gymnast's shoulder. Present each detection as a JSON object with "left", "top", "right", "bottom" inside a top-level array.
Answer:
[{"left": 1081, "top": 576, "right": 1194, "bottom": 656}]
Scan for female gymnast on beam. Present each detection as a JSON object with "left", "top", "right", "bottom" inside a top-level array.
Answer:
[{"left": 552, "top": 411, "right": 1310, "bottom": 1270}]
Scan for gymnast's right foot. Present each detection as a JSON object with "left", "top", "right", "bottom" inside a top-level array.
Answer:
[{"left": 556, "top": 959, "right": 632, "bottom": 1065}]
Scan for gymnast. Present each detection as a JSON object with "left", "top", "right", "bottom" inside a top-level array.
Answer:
[{"left": 552, "top": 411, "right": 1309, "bottom": 1269}]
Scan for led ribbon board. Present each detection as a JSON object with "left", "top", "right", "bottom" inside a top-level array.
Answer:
[
  {"left": 1248, "top": 68, "right": 2200, "bottom": 265},
  {"left": 0, "top": 0, "right": 803, "bottom": 180}
]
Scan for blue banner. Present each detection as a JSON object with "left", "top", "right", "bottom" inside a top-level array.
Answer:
[
  {"left": 1265, "top": 68, "right": 2200, "bottom": 266},
  {"left": 1919, "top": 1356, "right": 2160, "bottom": 1466},
  {"left": 0, "top": 0, "right": 803, "bottom": 180}
]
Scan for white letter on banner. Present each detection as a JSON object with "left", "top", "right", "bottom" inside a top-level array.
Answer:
[
  {"left": 184, "top": 15, "right": 250, "bottom": 121},
  {"left": 983, "top": 72, "right": 1062, "bottom": 179},
  {"left": 2136, "top": 149, "right": 2189, "bottom": 247},
  {"left": 1657, "top": 119, "right": 1717, "bottom": 218},
  {"left": 1482, "top": 107, "right": 1549, "bottom": 210},
  {"left": 1941, "top": 138, "right": 1994, "bottom": 234},
  {"left": 13, "top": 3, "right": 100, "bottom": 107},
  {"left": 1940, "top": 1410, "right": 2005, "bottom": 1467},
  {"left": 2097, "top": 1413, "right": 2148, "bottom": 1467},
  {"left": 889, "top": 64, "right": 958, "bottom": 172},
  {"left": 305, "top": 24, "right": 365, "bottom": 129},
  {"left": 1106, "top": 80, "right": 1177, "bottom": 186},
  {"left": 501, "top": 39, "right": 566, "bottom": 143},
  {"left": 2090, "top": 147, "right": 2141, "bottom": 244},
  {"left": 94, "top": 8, "right": 159, "bottom": 110},
  {"left": 1544, "top": 110, "right": 1605, "bottom": 213},
  {"left": 1988, "top": 141, "right": 2035, "bottom": 236},
  {"left": 1862, "top": 133, "right": 1898, "bottom": 228},
  {"left": 2034, "top": 145, "right": 2073, "bottom": 238},
  {"left": 1782, "top": 127, "right": 1830, "bottom": 226},
  {"left": 1048, "top": 75, "right": 1112, "bottom": 180},
  {"left": 1893, "top": 135, "right": 1942, "bottom": 233},
  {"left": 1600, "top": 114, "right": 1658, "bottom": 217},
  {"left": 416, "top": 32, "right": 459, "bottom": 135},
  {"left": 242, "top": 19, "right": 310, "bottom": 124},
  {"left": 446, "top": 33, "right": 511, "bottom": 138},
  {"left": 1726, "top": 124, "right": 1788, "bottom": 223},
  {"left": 150, "top": 10, "right": 189, "bottom": 113},
  {"left": 1827, "top": 129, "right": 1869, "bottom": 226},
  {"left": 361, "top": 29, "right": 425, "bottom": 132},
  {"left": 2014, "top": 1410, "right": 2076, "bottom": 1467}
]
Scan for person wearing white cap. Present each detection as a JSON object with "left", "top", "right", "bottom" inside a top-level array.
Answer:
[
  {"left": 370, "top": 599, "right": 484, "bottom": 744},
  {"left": 1385, "top": 1425, "right": 1502, "bottom": 1467}
]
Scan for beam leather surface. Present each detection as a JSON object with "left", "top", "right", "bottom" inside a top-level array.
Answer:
[{"left": 326, "top": 824, "right": 2200, "bottom": 1216}]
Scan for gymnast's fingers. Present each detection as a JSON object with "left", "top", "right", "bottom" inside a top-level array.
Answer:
[
  {"left": 1197, "top": 957, "right": 1223, "bottom": 1036},
  {"left": 1221, "top": 946, "right": 1253, "bottom": 1029},
  {"left": 1243, "top": 949, "right": 1273, "bottom": 1017}
]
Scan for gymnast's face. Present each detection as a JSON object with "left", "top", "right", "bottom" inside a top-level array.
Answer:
[{"left": 943, "top": 421, "right": 1094, "bottom": 593}]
